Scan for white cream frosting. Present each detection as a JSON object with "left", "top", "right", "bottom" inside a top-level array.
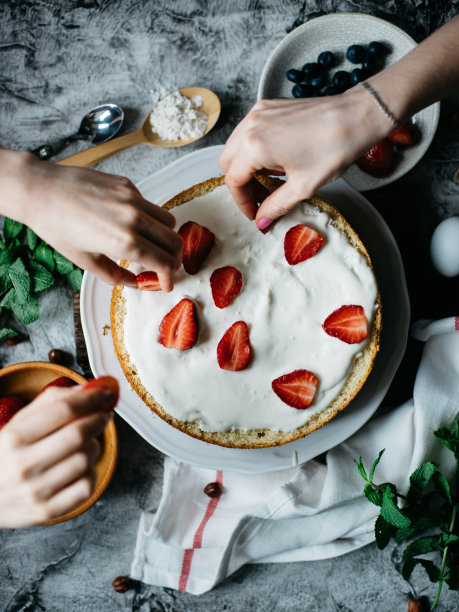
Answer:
[{"left": 121, "top": 184, "right": 378, "bottom": 432}]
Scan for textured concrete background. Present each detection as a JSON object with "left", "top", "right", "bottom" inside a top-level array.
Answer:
[{"left": 1, "top": 1, "right": 459, "bottom": 610}]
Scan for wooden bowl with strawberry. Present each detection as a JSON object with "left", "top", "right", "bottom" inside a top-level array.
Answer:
[{"left": 0, "top": 361, "right": 118, "bottom": 525}]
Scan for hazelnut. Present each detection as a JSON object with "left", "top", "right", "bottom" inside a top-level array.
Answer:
[
  {"left": 204, "top": 482, "right": 223, "bottom": 498},
  {"left": 112, "top": 575, "right": 132, "bottom": 593},
  {"left": 408, "top": 597, "right": 429, "bottom": 612},
  {"left": 48, "top": 348, "right": 71, "bottom": 365}
]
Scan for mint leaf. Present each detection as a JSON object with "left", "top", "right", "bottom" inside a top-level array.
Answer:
[
  {"left": 369, "top": 449, "right": 385, "bottom": 482},
  {"left": 53, "top": 251, "right": 74, "bottom": 275},
  {"left": 3, "top": 218, "right": 23, "bottom": 242},
  {"left": 10, "top": 294, "right": 40, "bottom": 325},
  {"left": 0, "top": 328, "right": 18, "bottom": 342},
  {"left": 412, "top": 558, "right": 441, "bottom": 583},
  {"left": 440, "top": 533, "right": 459, "bottom": 547},
  {"left": 8, "top": 258, "right": 31, "bottom": 304},
  {"left": 34, "top": 243, "right": 55, "bottom": 272},
  {"left": 395, "top": 525, "right": 416, "bottom": 544},
  {"left": 0, "top": 239, "right": 5, "bottom": 251},
  {"left": 402, "top": 536, "right": 441, "bottom": 563},
  {"left": 445, "top": 561, "right": 459, "bottom": 590},
  {"left": 29, "top": 260, "right": 54, "bottom": 293},
  {"left": 433, "top": 472, "right": 452, "bottom": 505},
  {"left": 354, "top": 457, "right": 368, "bottom": 481},
  {"left": 26, "top": 227, "right": 38, "bottom": 251},
  {"left": 380, "top": 486, "right": 411, "bottom": 529},
  {"left": 375, "top": 514, "right": 393, "bottom": 550},
  {"left": 67, "top": 268, "right": 82, "bottom": 291},
  {"left": 408, "top": 461, "right": 439, "bottom": 500},
  {"left": 0, "top": 263, "right": 12, "bottom": 294},
  {"left": 435, "top": 422, "right": 459, "bottom": 459},
  {"left": 364, "top": 483, "right": 383, "bottom": 506}
]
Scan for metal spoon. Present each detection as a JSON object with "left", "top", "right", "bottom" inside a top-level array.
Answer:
[
  {"left": 31, "top": 103, "right": 124, "bottom": 161},
  {"left": 57, "top": 88, "right": 221, "bottom": 168}
]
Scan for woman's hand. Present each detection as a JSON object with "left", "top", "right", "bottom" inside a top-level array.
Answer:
[
  {"left": 0, "top": 150, "right": 182, "bottom": 292},
  {"left": 218, "top": 89, "right": 390, "bottom": 230},
  {"left": 0, "top": 383, "right": 115, "bottom": 528}
]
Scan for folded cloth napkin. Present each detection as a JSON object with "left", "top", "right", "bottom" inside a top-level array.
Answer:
[{"left": 131, "top": 317, "right": 459, "bottom": 594}]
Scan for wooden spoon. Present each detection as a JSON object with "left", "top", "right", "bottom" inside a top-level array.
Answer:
[{"left": 57, "top": 87, "right": 221, "bottom": 168}]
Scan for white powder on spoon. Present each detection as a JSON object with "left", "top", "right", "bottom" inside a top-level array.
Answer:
[{"left": 149, "top": 86, "right": 208, "bottom": 141}]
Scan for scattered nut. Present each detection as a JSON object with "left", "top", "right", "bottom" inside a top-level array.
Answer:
[
  {"left": 452, "top": 168, "right": 459, "bottom": 184},
  {"left": 112, "top": 575, "right": 132, "bottom": 593},
  {"left": 4, "top": 334, "right": 26, "bottom": 347},
  {"left": 408, "top": 597, "right": 429, "bottom": 612},
  {"left": 204, "top": 482, "right": 223, "bottom": 498},
  {"left": 48, "top": 348, "right": 72, "bottom": 365}
]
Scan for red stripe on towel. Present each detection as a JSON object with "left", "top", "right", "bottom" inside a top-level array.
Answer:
[{"left": 178, "top": 470, "right": 224, "bottom": 591}]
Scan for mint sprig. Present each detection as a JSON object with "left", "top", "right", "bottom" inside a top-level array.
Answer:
[
  {"left": 0, "top": 218, "right": 82, "bottom": 335},
  {"left": 356, "top": 420, "right": 459, "bottom": 610}
]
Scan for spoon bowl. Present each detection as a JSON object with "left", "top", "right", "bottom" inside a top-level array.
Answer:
[{"left": 58, "top": 87, "right": 221, "bottom": 167}]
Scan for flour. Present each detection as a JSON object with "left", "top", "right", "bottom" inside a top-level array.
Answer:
[{"left": 149, "top": 86, "right": 208, "bottom": 141}]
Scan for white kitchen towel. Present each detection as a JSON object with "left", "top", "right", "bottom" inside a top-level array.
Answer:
[{"left": 131, "top": 317, "right": 459, "bottom": 594}]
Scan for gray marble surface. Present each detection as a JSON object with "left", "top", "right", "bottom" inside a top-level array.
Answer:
[{"left": 1, "top": 1, "right": 459, "bottom": 610}]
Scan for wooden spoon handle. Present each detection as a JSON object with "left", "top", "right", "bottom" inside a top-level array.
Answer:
[{"left": 56, "top": 130, "right": 147, "bottom": 167}]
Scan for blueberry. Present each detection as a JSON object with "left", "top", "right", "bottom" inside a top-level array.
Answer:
[
  {"left": 286, "top": 68, "right": 304, "bottom": 83},
  {"left": 362, "top": 57, "right": 379, "bottom": 76},
  {"left": 346, "top": 44, "right": 366, "bottom": 64},
  {"left": 350, "top": 68, "right": 366, "bottom": 86},
  {"left": 332, "top": 70, "right": 351, "bottom": 92},
  {"left": 292, "top": 83, "right": 313, "bottom": 98},
  {"left": 323, "top": 86, "right": 339, "bottom": 96},
  {"left": 367, "top": 41, "right": 388, "bottom": 58},
  {"left": 302, "top": 62, "right": 322, "bottom": 78},
  {"left": 308, "top": 74, "right": 326, "bottom": 89},
  {"left": 317, "top": 51, "right": 335, "bottom": 68}
]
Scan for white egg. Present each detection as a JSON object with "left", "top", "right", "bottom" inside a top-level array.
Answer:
[{"left": 430, "top": 217, "right": 459, "bottom": 277}]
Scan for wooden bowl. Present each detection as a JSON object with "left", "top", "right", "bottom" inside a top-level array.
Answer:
[{"left": 0, "top": 361, "right": 118, "bottom": 525}]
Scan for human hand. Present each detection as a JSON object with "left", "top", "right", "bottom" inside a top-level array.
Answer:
[
  {"left": 0, "top": 381, "right": 116, "bottom": 528},
  {"left": 218, "top": 88, "right": 391, "bottom": 229},
  {"left": 0, "top": 150, "right": 182, "bottom": 292}
]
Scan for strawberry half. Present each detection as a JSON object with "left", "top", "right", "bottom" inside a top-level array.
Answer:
[
  {"left": 217, "top": 321, "right": 251, "bottom": 371},
  {"left": 388, "top": 121, "right": 420, "bottom": 147},
  {"left": 136, "top": 271, "right": 161, "bottom": 291},
  {"left": 356, "top": 139, "right": 395, "bottom": 177},
  {"left": 83, "top": 376, "right": 120, "bottom": 411},
  {"left": 322, "top": 304, "right": 368, "bottom": 344},
  {"left": 41, "top": 376, "right": 77, "bottom": 393},
  {"left": 210, "top": 266, "right": 243, "bottom": 309},
  {"left": 178, "top": 221, "right": 215, "bottom": 275},
  {"left": 284, "top": 224, "right": 324, "bottom": 266},
  {"left": 272, "top": 370, "right": 318, "bottom": 409},
  {"left": 159, "top": 298, "right": 198, "bottom": 350},
  {"left": 0, "top": 396, "right": 25, "bottom": 429}
]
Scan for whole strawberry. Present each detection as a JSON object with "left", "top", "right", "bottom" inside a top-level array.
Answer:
[
  {"left": 388, "top": 121, "right": 420, "bottom": 147},
  {"left": 0, "top": 396, "right": 25, "bottom": 429},
  {"left": 356, "top": 139, "right": 396, "bottom": 177}
]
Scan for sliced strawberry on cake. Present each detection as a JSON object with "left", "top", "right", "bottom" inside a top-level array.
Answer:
[
  {"left": 136, "top": 271, "right": 161, "bottom": 291},
  {"left": 322, "top": 304, "right": 368, "bottom": 344},
  {"left": 178, "top": 221, "right": 215, "bottom": 275},
  {"left": 217, "top": 321, "right": 251, "bottom": 371},
  {"left": 284, "top": 224, "right": 324, "bottom": 265},
  {"left": 210, "top": 266, "right": 243, "bottom": 309},
  {"left": 272, "top": 369, "right": 318, "bottom": 409},
  {"left": 159, "top": 298, "right": 198, "bottom": 350},
  {"left": 0, "top": 396, "right": 25, "bottom": 429}
]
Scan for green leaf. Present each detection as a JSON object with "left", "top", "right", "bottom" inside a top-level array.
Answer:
[
  {"left": 380, "top": 486, "right": 411, "bottom": 529},
  {"left": 34, "top": 243, "right": 55, "bottom": 272},
  {"left": 0, "top": 328, "right": 18, "bottom": 342},
  {"left": 53, "top": 250, "right": 74, "bottom": 275},
  {"left": 414, "top": 558, "right": 441, "bottom": 583},
  {"left": 402, "top": 536, "right": 441, "bottom": 563},
  {"left": 433, "top": 472, "right": 452, "bottom": 505},
  {"left": 440, "top": 533, "right": 459, "bottom": 547},
  {"left": 364, "top": 483, "right": 383, "bottom": 506},
  {"left": 0, "top": 242, "right": 19, "bottom": 265},
  {"left": 408, "top": 461, "right": 438, "bottom": 496},
  {"left": 67, "top": 268, "right": 82, "bottom": 291},
  {"left": 445, "top": 560, "right": 459, "bottom": 590},
  {"left": 395, "top": 525, "right": 416, "bottom": 544},
  {"left": 11, "top": 294, "right": 40, "bottom": 325},
  {"left": 29, "top": 260, "right": 54, "bottom": 293},
  {"left": 0, "top": 263, "right": 13, "bottom": 294},
  {"left": 26, "top": 227, "right": 38, "bottom": 251},
  {"left": 434, "top": 422, "right": 459, "bottom": 458},
  {"left": 3, "top": 218, "right": 23, "bottom": 242},
  {"left": 369, "top": 449, "right": 385, "bottom": 482},
  {"left": 8, "top": 258, "right": 31, "bottom": 304},
  {"left": 374, "top": 514, "right": 393, "bottom": 550},
  {"left": 0, "top": 239, "right": 5, "bottom": 251},
  {"left": 354, "top": 457, "right": 368, "bottom": 481}
]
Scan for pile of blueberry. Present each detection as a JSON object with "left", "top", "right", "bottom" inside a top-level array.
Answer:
[{"left": 286, "top": 41, "right": 389, "bottom": 98}]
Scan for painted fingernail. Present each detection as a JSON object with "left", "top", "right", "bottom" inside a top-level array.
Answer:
[{"left": 257, "top": 217, "right": 273, "bottom": 231}]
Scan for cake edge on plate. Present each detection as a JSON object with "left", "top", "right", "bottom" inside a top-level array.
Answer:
[{"left": 111, "top": 175, "right": 382, "bottom": 449}]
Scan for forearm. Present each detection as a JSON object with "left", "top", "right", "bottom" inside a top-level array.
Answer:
[
  {"left": 0, "top": 148, "right": 38, "bottom": 225},
  {"left": 369, "top": 14, "right": 459, "bottom": 124}
]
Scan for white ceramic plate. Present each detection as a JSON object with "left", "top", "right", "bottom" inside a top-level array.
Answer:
[
  {"left": 257, "top": 13, "right": 440, "bottom": 192},
  {"left": 80, "top": 145, "right": 409, "bottom": 473}
]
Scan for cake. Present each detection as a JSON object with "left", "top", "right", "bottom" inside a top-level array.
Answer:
[{"left": 111, "top": 176, "right": 381, "bottom": 448}]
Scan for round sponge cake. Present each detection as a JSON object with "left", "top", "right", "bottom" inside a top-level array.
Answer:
[{"left": 111, "top": 176, "right": 381, "bottom": 448}]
